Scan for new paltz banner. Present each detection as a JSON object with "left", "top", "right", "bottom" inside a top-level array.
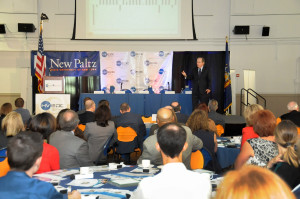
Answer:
[{"left": 31, "top": 51, "right": 100, "bottom": 77}]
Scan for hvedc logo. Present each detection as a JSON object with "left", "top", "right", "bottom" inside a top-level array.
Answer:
[
  {"left": 116, "top": 78, "right": 123, "bottom": 84},
  {"left": 41, "top": 101, "right": 51, "bottom": 111},
  {"left": 159, "top": 51, "right": 164, "bottom": 57},
  {"left": 145, "top": 78, "right": 150, "bottom": 84},
  {"left": 102, "top": 69, "right": 108, "bottom": 75},
  {"left": 159, "top": 69, "right": 164, "bottom": 74},
  {"left": 144, "top": 60, "right": 150, "bottom": 66},
  {"left": 130, "top": 51, "right": 136, "bottom": 57},
  {"left": 116, "top": 60, "right": 122, "bottom": 66},
  {"left": 102, "top": 52, "right": 107, "bottom": 57}
]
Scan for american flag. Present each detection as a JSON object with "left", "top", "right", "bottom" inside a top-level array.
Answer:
[{"left": 35, "top": 24, "right": 45, "bottom": 93}]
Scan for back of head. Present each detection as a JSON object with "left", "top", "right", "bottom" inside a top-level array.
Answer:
[
  {"left": 0, "top": 103, "right": 12, "bottom": 115},
  {"left": 157, "top": 108, "right": 174, "bottom": 126},
  {"left": 15, "top": 97, "right": 24, "bottom": 108},
  {"left": 208, "top": 99, "right": 218, "bottom": 112},
  {"left": 296, "top": 139, "right": 300, "bottom": 161},
  {"left": 157, "top": 123, "right": 187, "bottom": 158},
  {"left": 56, "top": 108, "right": 69, "bottom": 130},
  {"left": 59, "top": 110, "right": 79, "bottom": 131},
  {"left": 95, "top": 105, "right": 111, "bottom": 127},
  {"left": 196, "top": 103, "right": 209, "bottom": 113},
  {"left": 98, "top": 100, "right": 110, "bottom": 108},
  {"left": 252, "top": 110, "right": 276, "bottom": 137},
  {"left": 83, "top": 97, "right": 92, "bottom": 104},
  {"left": 85, "top": 99, "right": 95, "bottom": 111},
  {"left": 186, "top": 110, "right": 209, "bottom": 132},
  {"left": 274, "top": 120, "right": 299, "bottom": 167},
  {"left": 287, "top": 101, "right": 299, "bottom": 111},
  {"left": 7, "top": 131, "right": 43, "bottom": 171},
  {"left": 120, "top": 103, "right": 130, "bottom": 113},
  {"left": 170, "top": 102, "right": 180, "bottom": 112},
  {"left": 29, "top": 112, "right": 57, "bottom": 140},
  {"left": 243, "top": 104, "right": 264, "bottom": 126},
  {"left": 2, "top": 111, "right": 24, "bottom": 136},
  {"left": 216, "top": 165, "right": 296, "bottom": 199}
]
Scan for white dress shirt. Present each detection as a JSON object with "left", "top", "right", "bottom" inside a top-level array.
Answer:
[{"left": 131, "top": 162, "right": 212, "bottom": 199}]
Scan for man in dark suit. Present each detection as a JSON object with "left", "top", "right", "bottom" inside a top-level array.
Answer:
[
  {"left": 280, "top": 101, "right": 300, "bottom": 126},
  {"left": 78, "top": 99, "right": 95, "bottom": 124},
  {"left": 208, "top": 99, "right": 225, "bottom": 127},
  {"left": 50, "top": 110, "right": 94, "bottom": 169},
  {"left": 115, "top": 103, "right": 146, "bottom": 150},
  {"left": 171, "top": 101, "right": 189, "bottom": 124},
  {"left": 182, "top": 57, "right": 211, "bottom": 109}
]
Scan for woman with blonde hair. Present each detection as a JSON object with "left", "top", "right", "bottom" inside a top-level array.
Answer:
[
  {"left": 266, "top": 120, "right": 300, "bottom": 189},
  {"left": 216, "top": 165, "right": 296, "bottom": 199},
  {"left": 0, "top": 103, "right": 12, "bottom": 128},
  {"left": 241, "top": 104, "right": 264, "bottom": 148},
  {"left": 2, "top": 111, "right": 24, "bottom": 142},
  {"left": 235, "top": 110, "right": 278, "bottom": 169}
]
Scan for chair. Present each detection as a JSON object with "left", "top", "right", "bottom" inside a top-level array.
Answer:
[
  {"left": 0, "top": 158, "right": 10, "bottom": 177},
  {"left": 116, "top": 127, "right": 140, "bottom": 163},
  {"left": 142, "top": 116, "right": 155, "bottom": 124},
  {"left": 77, "top": 124, "right": 86, "bottom": 132},
  {"left": 276, "top": 118, "right": 300, "bottom": 134},
  {"left": 190, "top": 147, "right": 213, "bottom": 170},
  {"left": 216, "top": 125, "right": 224, "bottom": 137},
  {"left": 0, "top": 148, "right": 7, "bottom": 162}
]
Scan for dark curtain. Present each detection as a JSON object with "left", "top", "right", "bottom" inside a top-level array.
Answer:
[
  {"left": 32, "top": 76, "right": 100, "bottom": 113},
  {"left": 172, "top": 51, "right": 226, "bottom": 114}
]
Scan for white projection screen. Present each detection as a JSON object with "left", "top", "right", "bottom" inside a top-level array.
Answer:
[{"left": 74, "top": 0, "right": 195, "bottom": 40}]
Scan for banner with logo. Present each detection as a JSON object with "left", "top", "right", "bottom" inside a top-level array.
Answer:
[
  {"left": 35, "top": 94, "right": 70, "bottom": 117},
  {"left": 31, "top": 51, "right": 100, "bottom": 77},
  {"left": 100, "top": 51, "right": 173, "bottom": 94}
]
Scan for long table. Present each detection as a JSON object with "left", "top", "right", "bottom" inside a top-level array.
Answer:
[{"left": 79, "top": 93, "right": 193, "bottom": 116}]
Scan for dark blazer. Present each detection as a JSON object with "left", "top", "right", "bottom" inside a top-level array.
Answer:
[
  {"left": 176, "top": 112, "right": 189, "bottom": 124},
  {"left": 187, "top": 66, "right": 211, "bottom": 95},
  {"left": 280, "top": 110, "right": 300, "bottom": 127},
  {"left": 50, "top": 130, "right": 94, "bottom": 169},
  {"left": 208, "top": 111, "right": 225, "bottom": 127},
  {"left": 115, "top": 112, "right": 146, "bottom": 150},
  {"left": 79, "top": 111, "right": 95, "bottom": 125}
]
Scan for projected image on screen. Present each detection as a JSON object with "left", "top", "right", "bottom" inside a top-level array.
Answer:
[{"left": 75, "top": 0, "right": 194, "bottom": 40}]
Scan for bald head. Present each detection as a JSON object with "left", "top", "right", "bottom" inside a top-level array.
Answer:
[
  {"left": 85, "top": 99, "right": 95, "bottom": 112},
  {"left": 157, "top": 108, "right": 174, "bottom": 126},
  {"left": 287, "top": 101, "right": 299, "bottom": 111}
]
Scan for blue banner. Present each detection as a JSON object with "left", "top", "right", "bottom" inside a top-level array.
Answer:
[{"left": 31, "top": 51, "right": 100, "bottom": 77}]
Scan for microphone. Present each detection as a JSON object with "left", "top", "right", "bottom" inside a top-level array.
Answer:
[
  {"left": 167, "top": 82, "right": 170, "bottom": 91},
  {"left": 121, "top": 83, "right": 123, "bottom": 90}
]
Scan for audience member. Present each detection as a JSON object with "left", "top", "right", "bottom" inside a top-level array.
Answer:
[
  {"left": 78, "top": 99, "right": 96, "bottom": 124},
  {"left": 235, "top": 110, "right": 278, "bottom": 169},
  {"left": 57, "top": 109, "right": 85, "bottom": 140},
  {"left": 241, "top": 104, "right": 264, "bottom": 148},
  {"left": 77, "top": 97, "right": 92, "bottom": 115},
  {"left": 115, "top": 103, "right": 146, "bottom": 150},
  {"left": 84, "top": 105, "right": 116, "bottom": 163},
  {"left": 280, "top": 101, "right": 300, "bottom": 126},
  {"left": 196, "top": 103, "right": 217, "bottom": 133},
  {"left": 14, "top": 97, "right": 31, "bottom": 127},
  {"left": 186, "top": 110, "right": 218, "bottom": 154},
  {"left": 132, "top": 123, "right": 211, "bottom": 199},
  {"left": 98, "top": 99, "right": 110, "bottom": 108},
  {"left": 215, "top": 165, "right": 296, "bottom": 199},
  {"left": 138, "top": 108, "right": 203, "bottom": 169},
  {"left": 29, "top": 112, "right": 60, "bottom": 174},
  {"left": 0, "top": 102, "right": 12, "bottom": 128},
  {"left": 170, "top": 101, "right": 189, "bottom": 124},
  {"left": 266, "top": 120, "right": 300, "bottom": 189},
  {"left": 50, "top": 110, "right": 94, "bottom": 169},
  {"left": 0, "top": 131, "right": 81, "bottom": 199},
  {"left": 2, "top": 111, "right": 24, "bottom": 145},
  {"left": 208, "top": 99, "right": 225, "bottom": 127}
]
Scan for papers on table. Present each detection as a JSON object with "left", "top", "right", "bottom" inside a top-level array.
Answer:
[
  {"left": 33, "top": 169, "right": 79, "bottom": 181},
  {"left": 67, "top": 179, "right": 108, "bottom": 188},
  {"left": 109, "top": 178, "right": 140, "bottom": 187},
  {"left": 78, "top": 188, "right": 132, "bottom": 199}
]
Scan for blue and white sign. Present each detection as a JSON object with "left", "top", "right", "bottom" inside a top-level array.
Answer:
[{"left": 35, "top": 94, "right": 70, "bottom": 117}]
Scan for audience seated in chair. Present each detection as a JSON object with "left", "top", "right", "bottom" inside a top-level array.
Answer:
[
  {"left": 196, "top": 103, "right": 217, "bottom": 133},
  {"left": 50, "top": 110, "right": 94, "bottom": 169},
  {"left": 114, "top": 103, "right": 146, "bottom": 151},
  {"left": 216, "top": 165, "right": 296, "bottom": 199},
  {"left": 84, "top": 105, "right": 117, "bottom": 163},
  {"left": 77, "top": 97, "right": 92, "bottom": 115},
  {"left": 131, "top": 123, "right": 211, "bottom": 199},
  {"left": 14, "top": 97, "right": 31, "bottom": 127},
  {"left": 0, "top": 131, "right": 81, "bottom": 199},
  {"left": 235, "top": 110, "right": 278, "bottom": 169},
  {"left": 208, "top": 99, "right": 225, "bottom": 127},
  {"left": 241, "top": 104, "right": 264, "bottom": 148},
  {"left": 266, "top": 120, "right": 300, "bottom": 189},
  {"left": 280, "top": 101, "right": 300, "bottom": 127},
  {"left": 1, "top": 111, "right": 24, "bottom": 147},
  {"left": 170, "top": 101, "right": 189, "bottom": 124},
  {"left": 28, "top": 112, "right": 60, "bottom": 174},
  {"left": 0, "top": 102, "right": 12, "bottom": 129},
  {"left": 138, "top": 108, "right": 203, "bottom": 170},
  {"left": 78, "top": 99, "right": 96, "bottom": 125}
]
